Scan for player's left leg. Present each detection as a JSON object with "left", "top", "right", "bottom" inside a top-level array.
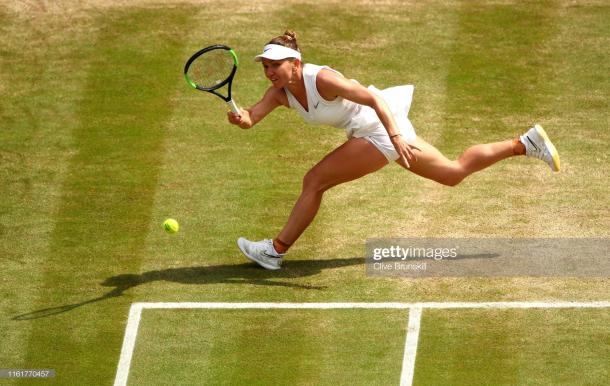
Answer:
[
  {"left": 400, "top": 124, "right": 560, "bottom": 185},
  {"left": 398, "top": 136, "right": 522, "bottom": 186}
]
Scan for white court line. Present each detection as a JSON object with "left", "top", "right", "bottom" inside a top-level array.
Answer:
[
  {"left": 114, "top": 304, "right": 143, "bottom": 386},
  {"left": 400, "top": 306, "right": 422, "bottom": 386},
  {"left": 114, "top": 301, "right": 610, "bottom": 386},
  {"left": 135, "top": 301, "right": 610, "bottom": 309}
]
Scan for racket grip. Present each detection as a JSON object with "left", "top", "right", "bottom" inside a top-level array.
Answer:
[{"left": 227, "top": 99, "right": 240, "bottom": 115}]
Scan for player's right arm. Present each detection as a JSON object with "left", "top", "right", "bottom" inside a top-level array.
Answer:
[{"left": 227, "top": 86, "right": 288, "bottom": 129}]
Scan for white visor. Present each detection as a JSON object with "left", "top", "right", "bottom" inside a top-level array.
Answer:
[{"left": 254, "top": 44, "right": 302, "bottom": 62}]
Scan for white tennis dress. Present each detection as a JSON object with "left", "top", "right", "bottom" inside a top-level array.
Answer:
[{"left": 284, "top": 63, "right": 416, "bottom": 160}]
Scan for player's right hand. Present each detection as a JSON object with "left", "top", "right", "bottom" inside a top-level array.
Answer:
[
  {"left": 227, "top": 110, "right": 242, "bottom": 124},
  {"left": 227, "top": 109, "right": 252, "bottom": 129}
]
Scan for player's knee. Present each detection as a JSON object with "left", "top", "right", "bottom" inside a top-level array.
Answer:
[
  {"left": 441, "top": 175, "right": 463, "bottom": 187},
  {"left": 302, "top": 168, "right": 330, "bottom": 193},
  {"left": 302, "top": 169, "right": 324, "bottom": 193},
  {"left": 438, "top": 165, "right": 466, "bottom": 187}
]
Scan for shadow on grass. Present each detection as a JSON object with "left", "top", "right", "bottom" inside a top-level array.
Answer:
[{"left": 13, "top": 257, "right": 364, "bottom": 320}]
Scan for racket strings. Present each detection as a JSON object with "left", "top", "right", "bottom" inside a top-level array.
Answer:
[{"left": 188, "top": 49, "right": 234, "bottom": 89}]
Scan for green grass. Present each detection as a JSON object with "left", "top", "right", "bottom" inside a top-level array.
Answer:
[
  {"left": 416, "top": 308, "right": 610, "bottom": 385},
  {"left": 1, "top": 0, "right": 608, "bottom": 385},
  {"left": 130, "top": 309, "right": 408, "bottom": 385},
  {"left": 124, "top": 307, "right": 610, "bottom": 385}
]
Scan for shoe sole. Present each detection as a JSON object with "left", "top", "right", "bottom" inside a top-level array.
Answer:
[
  {"left": 237, "top": 238, "right": 282, "bottom": 270},
  {"left": 534, "top": 124, "right": 561, "bottom": 172}
]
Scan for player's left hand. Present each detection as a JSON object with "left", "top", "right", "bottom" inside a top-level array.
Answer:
[{"left": 390, "top": 135, "right": 421, "bottom": 168}]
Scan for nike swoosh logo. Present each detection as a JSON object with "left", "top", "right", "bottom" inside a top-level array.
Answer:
[
  {"left": 313, "top": 101, "right": 320, "bottom": 109},
  {"left": 263, "top": 47, "right": 272, "bottom": 53},
  {"left": 526, "top": 136, "right": 539, "bottom": 151},
  {"left": 261, "top": 251, "right": 281, "bottom": 259}
]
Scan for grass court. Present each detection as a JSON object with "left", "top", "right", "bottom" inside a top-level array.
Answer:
[{"left": 1, "top": 1, "right": 608, "bottom": 385}]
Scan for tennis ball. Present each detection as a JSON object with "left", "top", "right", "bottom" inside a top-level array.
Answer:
[{"left": 163, "top": 218, "right": 179, "bottom": 234}]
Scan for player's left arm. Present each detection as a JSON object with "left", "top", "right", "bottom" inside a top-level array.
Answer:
[{"left": 316, "top": 69, "right": 420, "bottom": 166}]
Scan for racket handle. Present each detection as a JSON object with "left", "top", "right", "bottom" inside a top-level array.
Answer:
[{"left": 227, "top": 99, "right": 240, "bottom": 115}]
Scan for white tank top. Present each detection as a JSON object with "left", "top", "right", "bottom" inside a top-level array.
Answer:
[{"left": 284, "top": 63, "right": 382, "bottom": 137}]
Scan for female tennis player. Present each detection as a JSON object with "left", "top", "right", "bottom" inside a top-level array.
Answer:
[{"left": 230, "top": 30, "right": 560, "bottom": 270}]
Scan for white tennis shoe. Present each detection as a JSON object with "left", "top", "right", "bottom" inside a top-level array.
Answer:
[
  {"left": 520, "top": 124, "right": 561, "bottom": 172},
  {"left": 237, "top": 238, "right": 284, "bottom": 270}
]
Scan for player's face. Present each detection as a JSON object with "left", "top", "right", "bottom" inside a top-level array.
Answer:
[{"left": 261, "top": 58, "right": 294, "bottom": 88}]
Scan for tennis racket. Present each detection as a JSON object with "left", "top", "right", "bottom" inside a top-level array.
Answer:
[{"left": 184, "top": 44, "right": 240, "bottom": 114}]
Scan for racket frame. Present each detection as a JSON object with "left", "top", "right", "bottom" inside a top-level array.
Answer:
[{"left": 184, "top": 44, "right": 240, "bottom": 114}]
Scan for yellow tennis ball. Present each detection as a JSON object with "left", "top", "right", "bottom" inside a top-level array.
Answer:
[{"left": 163, "top": 218, "right": 179, "bottom": 234}]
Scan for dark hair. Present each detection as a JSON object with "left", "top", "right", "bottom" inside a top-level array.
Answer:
[{"left": 268, "top": 29, "right": 299, "bottom": 52}]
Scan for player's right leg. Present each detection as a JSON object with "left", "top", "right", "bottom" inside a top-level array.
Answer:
[{"left": 238, "top": 137, "right": 388, "bottom": 269}]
